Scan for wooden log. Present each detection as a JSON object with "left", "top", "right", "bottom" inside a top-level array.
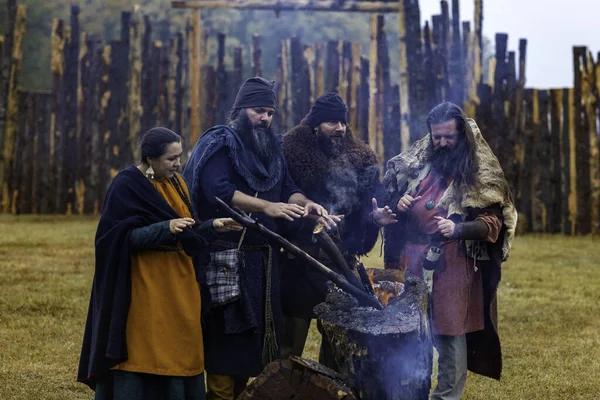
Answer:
[
  {"left": 238, "top": 356, "right": 357, "bottom": 400},
  {"left": 167, "top": 37, "right": 177, "bottom": 130},
  {"left": 18, "top": 91, "right": 33, "bottom": 214},
  {"left": 314, "top": 269, "right": 432, "bottom": 400},
  {"left": 215, "top": 32, "right": 228, "bottom": 124},
  {"left": 172, "top": 0, "right": 403, "bottom": 12},
  {"left": 141, "top": 15, "right": 154, "bottom": 136},
  {"left": 232, "top": 46, "right": 243, "bottom": 96},
  {"left": 518, "top": 89, "right": 535, "bottom": 231},
  {"left": 1, "top": 3, "right": 25, "bottom": 214},
  {"left": 77, "top": 34, "right": 96, "bottom": 215},
  {"left": 305, "top": 43, "right": 316, "bottom": 105},
  {"left": 462, "top": 21, "right": 478, "bottom": 117},
  {"left": 511, "top": 39, "right": 527, "bottom": 209},
  {"left": 423, "top": 21, "right": 437, "bottom": 111},
  {"left": 405, "top": 0, "right": 425, "bottom": 144},
  {"left": 117, "top": 12, "right": 131, "bottom": 171},
  {"left": 189, "top": 10, "right": 201, "bottom": 144},
  {"left": 473, "top": 0, "right": 483, "bottom": 86},
  {"left": 376, "top": 17, "right": 396, "bottom": 163},
  {"left": 550, "top": 89, "right": 563, "bottom": 233},
  {"left": 87, "top": 45, "right": 104, "bottom": 215},
  {"left": 157, "top": 41, "right": 170, "bottom": 127},
  {"left": 349, "top": 42, "right": 360, "bottom": 135},
  {"left": 128, "top": 6, "right": 143, "bottom": 160},
  {"left": 537, "top": 90, "right": 552, "bottom": 233},
  {"left": 290, "top": 37, "right": 310, "bottom": 125},
  {"left": 450, "top": 0, "right": 464, "bottom": 105},
  {"left": 10, "top": 91, "right": 27, "bottom": 214},
  {"left": 336, "top": 41, "right": 350, "bottom": 108},
  {"left": 173, "top": 33, "right": 184, "bottom": 138},
  {"left": 201, "top": 64, "right": 217, "bottom": 130},
  {"left": 397, "top": 2, "right": 410, "bottom": 151},
  {"left": 325, "top": 41, "right": 339, "bottom": 93},
  {"left": 61, "top": 6, "right": 80, "bottom": 215},
  {"left": 573, "top": 46, "right": 591, "bottom": 234},
  {"left": 357, "top": 56, "right": 369, "bottom": 145},
  {"left": 180, "top": 19, "right": 192, "bottom": 154},
  {"left": 107, "top": 40, "right": 122, "bottom": 180},
  {"left": 584, "top": 52, "right": 600, "bottom": 234},
  {"left": 368, "top": 15, "right": 378, "bottom": 154},
  {"left": 0, "top": 0, "right": 16, "bottom": 182},
  {"left": 96, "top": 45, "right": 111, "bottom": 211},
  {"left": 36, "top": 93, "right": 51, "bottom": 214},
  {"left": 431, "top": 15, "right": 447, "bottom": 106},
  {"left": 439, "top": 1, "right": 451, "bottom": 102},
  {"left": 315, "top": 42, "right": 325, "bottom": 98},
  {"left": 490, "top": 33, "right": 508, "bottom": 168},
  {"left": 559, "top": 88, "right": 572, "bottom": 234},
  {"left": 279, "top": 39, "right": 292, "bottom": 131},
  {"left": 251, "top": 33, "right": 262, "bottom": 77},
  {"left": 566, "top": 87, "right": 577, "bottom": 234},
  {"left": 593, "top": 53, "right": 600, "bottom": 234},
  {"left": 0, "top": 35, "right": 3, "bottom": 123}
]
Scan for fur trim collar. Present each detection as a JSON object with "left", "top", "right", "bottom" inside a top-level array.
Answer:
[{"left": 383, "top": 119, "right": 517, "bottom": 260}]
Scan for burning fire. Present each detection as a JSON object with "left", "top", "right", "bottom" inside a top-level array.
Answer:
[{"left": 366, "top": 269, "right": 405, "bottom": 307}]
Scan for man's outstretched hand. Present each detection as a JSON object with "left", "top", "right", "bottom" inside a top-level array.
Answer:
[{"left": 371, "top": 198, "right": 398, "bottom": 226}]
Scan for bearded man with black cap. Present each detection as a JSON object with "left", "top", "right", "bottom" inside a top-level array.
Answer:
[
  {"left": 383, "top": 102, "right": 518, "bottom": 399},
  {"left": 279, "top": 93, "right": 397, "bottom": 367},
  {"left": 183, "top": 77, "right": 331, "bottom": 400}
]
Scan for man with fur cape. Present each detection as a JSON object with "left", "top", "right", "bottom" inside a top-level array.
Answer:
[
  {"left": 383, "top": 102, "right": 517, "bottom": 399},
  {"left": 280, "top": 93, "right": 396, "bottom": 368}
]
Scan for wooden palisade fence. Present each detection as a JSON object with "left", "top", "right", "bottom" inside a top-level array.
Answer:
[{"left": 0, "top": 0, "right": 599, "bottom": 235}]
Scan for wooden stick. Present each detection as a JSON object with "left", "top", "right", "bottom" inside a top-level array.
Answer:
[{"left": 215, "top": 197, "right": 383, "bottom": 310}]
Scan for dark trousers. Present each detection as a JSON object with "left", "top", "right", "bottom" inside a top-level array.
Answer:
[{"left": 280, "top": 315, "right": 338, "bottom": 371}]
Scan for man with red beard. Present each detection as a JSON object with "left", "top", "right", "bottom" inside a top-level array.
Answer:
[
  {"left": 383, "top": 102, "right": 518, "bottom": 399},
  {"left": 280, "top": 93, "right": 396, "bottom": 368},
  {"left": 183, "top": 77, "right": 331, "bottom": 400}
]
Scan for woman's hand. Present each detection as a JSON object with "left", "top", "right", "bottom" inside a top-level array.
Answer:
[
  {"left": 169, "top": 217, "right": 196, "bottom": 234},
  {"left": 212, "top": 218, "right": 243, "bottom": 233}
]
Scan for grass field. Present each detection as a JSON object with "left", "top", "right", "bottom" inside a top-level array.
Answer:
[{"left": 0, "top": 215, "right": 599, "bottom": 399}]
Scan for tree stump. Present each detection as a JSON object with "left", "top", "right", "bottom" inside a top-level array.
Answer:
[
  {"left": 314, "top": 269, "right": 433, "bottom": 400},
  {"left": 237, "top": 356, "right": 357, "bottom": 400}
]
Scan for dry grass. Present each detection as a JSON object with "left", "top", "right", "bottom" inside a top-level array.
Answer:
[{"left": 1, "top": 215, "right": 599, "bottom": 399}]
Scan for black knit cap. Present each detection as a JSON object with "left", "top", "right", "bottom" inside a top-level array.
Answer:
[
  {"left": 306, "top": 92, "right": 348, "bottom": 128},
  {"left": 232, "top": 77, "right": 277, "bottom": 110}
]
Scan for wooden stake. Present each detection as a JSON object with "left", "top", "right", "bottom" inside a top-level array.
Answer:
[
  {"left": 398, "top": 3, "right": 410, "bottom": 151},
  {"left": 189, "top": 10, "right": 201, "bottom": 144},
  {"left": 1, "top": 4, "right": 26, "bottom": 214}
]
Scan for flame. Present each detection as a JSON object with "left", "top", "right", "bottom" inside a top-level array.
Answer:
[{"left": 366, "top": 269, "right": 405, "bottom": 307}]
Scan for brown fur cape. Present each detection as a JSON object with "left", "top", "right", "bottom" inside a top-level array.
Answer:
[{"left": 282, "top": 119, "right": 381, "bottom": 223}]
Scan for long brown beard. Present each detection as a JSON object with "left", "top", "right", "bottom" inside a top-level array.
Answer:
[
  {"left": 430, "top": 139, "right": 468, "bottom": 178},
  {"left": 232, "top": 112, "right": 278, "bottom": 162}
]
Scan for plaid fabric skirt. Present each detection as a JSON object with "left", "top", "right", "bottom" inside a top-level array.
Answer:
[{"left": 94, "top": 370, "right": 206, "bottom": 400}]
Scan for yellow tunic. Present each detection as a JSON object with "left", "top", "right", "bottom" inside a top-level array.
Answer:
[{"left": 114, "top": 175, "right": 204, "bottom": 376}]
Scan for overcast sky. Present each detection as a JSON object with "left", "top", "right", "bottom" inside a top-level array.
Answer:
[{"left": 420, "top": 0, "right": 598, "bottom": 89}]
